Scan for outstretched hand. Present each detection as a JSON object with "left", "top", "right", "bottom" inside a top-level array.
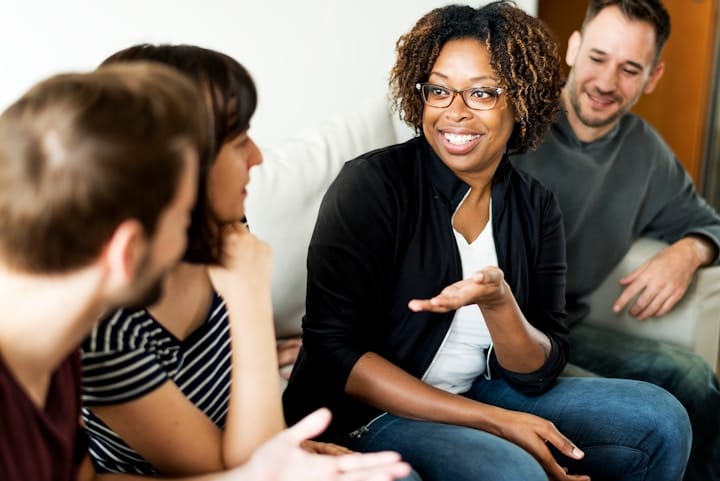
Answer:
[
  {"left": 243, "top": 408, "right": 411, "bottom": 481},
  {"left": 408, "top": 266, "right": 507, "bottom": 313}
]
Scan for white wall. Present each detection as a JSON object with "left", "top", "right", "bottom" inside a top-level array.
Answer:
[{"left": 0, "top": 0, "right": 536, "bottom": 147}]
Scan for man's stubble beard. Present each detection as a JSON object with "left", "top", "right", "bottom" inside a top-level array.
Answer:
[
  {"left": 567, "top": 79, "right": 625, "bottom": 130},
  {"left": 113, "top": 251, "right": 167, "bottom": 310}
]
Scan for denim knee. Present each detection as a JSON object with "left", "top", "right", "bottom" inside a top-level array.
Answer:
[{"left": 636, "top": 383, "right": 693, "bottom": 472}]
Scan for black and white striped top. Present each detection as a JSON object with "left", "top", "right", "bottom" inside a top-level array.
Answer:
[{"left": 81, "top": 293, "right": 231, "bottom": 474}]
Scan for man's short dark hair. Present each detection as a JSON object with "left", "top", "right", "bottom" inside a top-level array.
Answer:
[
  {"left": 0, "top": 63, "right": 208, "bottom": 272},
  {"left": 583, "top": 0, "right": 671, "bottom": 61}
]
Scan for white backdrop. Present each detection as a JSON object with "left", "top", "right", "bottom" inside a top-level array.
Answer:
[{"left": 0, "top": 0, "right": 537, "bottom": 147}]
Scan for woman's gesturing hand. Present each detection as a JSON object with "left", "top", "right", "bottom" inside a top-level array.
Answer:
[{"left": 408, "top": 266, "right": 508, "bottom": 313}]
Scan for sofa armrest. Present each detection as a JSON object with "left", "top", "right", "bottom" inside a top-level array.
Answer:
[{"left": 581, "top": 238, "right": 720, "bottom": 371}]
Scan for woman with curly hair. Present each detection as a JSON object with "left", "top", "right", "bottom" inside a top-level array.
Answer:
[{"left": 283, "top": 2, "right": 691, "bottom": 481}]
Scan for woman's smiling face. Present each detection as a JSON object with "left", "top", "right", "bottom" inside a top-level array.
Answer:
[{"left": 422, "top": 38, "right": 515, "bottom": 178}]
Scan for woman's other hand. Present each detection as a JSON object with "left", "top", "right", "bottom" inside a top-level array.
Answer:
[
  {"left": 494, "top": 409, "right": 589, "bottom": 481},
  {"left": 207, "top": 222, "right": 272, "bottom": 302}
]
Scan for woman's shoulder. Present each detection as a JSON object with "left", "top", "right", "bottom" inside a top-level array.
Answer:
[
  {"left": 328, "top": 137, "right": 426, "bottom": 200},
  {"left": 497, "top": 161, "right": 563, "bottom": 228},
  {"left": 503, "top": 159, "right": 557, "bottom": 202},
  {"left": 82, "top": 308, "right": 158, "bottom": 354},
  {"left": 343, "top": 137, "right": 424, "bottom": 174}
]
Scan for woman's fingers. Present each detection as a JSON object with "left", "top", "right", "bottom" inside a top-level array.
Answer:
[
  {"left": 408, "top": 267, "right": 506, "bottom": 313},
  {"left": 533, "top": 426, "right": 589, "bottom": 481}
]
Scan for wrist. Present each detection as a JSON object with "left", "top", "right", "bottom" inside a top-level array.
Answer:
[
  {"left": 479, "top": 281, "right": 516, "bottom": 312},
  {"left": 681, "top": 235, "right": 718, "bottom": 268},
  {"left": 224, "top": 291, "right": 273, "bottom": 315},
  {"left": 472, "top": 404, "right": 510, "bottom": 436}
]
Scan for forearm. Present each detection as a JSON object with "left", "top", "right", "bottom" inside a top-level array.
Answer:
[
  {"left": 481, "top": 285, "right": 551, "bottom": 373},
  {"left": 345, "top": 351, "right": 510, "bottom": 436},
  {"left": 94, "top": 471, "right": 242, "bottom": 481},
  {"left": 222, "top": 292, "right": 285, "bottom": 466},
  {"left": 81, "top": 455, "right": 230, "bottom": 481},
  {"left": 93, "top": 472, "right": 221, "bottom": 481}
]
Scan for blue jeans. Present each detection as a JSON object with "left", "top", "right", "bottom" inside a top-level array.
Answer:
[
  {"left": 345, "top": 376, "right": 691, "bottom": 481},
  {"left": 569, "top": 323, "right": 720, "bottom": 481}
]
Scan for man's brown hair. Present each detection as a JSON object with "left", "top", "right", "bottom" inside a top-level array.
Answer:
[
  {"left": 0, "top": 63, "right": 209, "bottom": 273},
  {"left": 583, "top": 0, "right": 671, "bottom": 62}
]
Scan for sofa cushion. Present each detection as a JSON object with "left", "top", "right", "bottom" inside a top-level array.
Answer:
[{"left": 245, "top": 97, "right": 402, "bottom": 338}]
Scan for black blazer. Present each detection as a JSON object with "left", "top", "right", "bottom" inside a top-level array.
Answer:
[{"left": 283, "top": 136, "right": 568, "bottom": 441}]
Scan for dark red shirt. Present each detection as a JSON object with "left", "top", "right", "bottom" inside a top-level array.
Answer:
[{"left": 0, "top": 350, "right": 83, "bottom": 481}]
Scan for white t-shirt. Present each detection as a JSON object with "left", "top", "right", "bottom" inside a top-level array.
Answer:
[{"left": 423, "top": 196, "right": 497, "bottom": 394}]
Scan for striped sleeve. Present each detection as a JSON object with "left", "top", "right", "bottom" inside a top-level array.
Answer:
[{"left": 81, "top": 310, "right": 170, "bottom": 406}]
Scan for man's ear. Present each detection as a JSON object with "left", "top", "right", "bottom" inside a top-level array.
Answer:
[
  {"left": 566, "top": 30, "right": 582, "bottom": 68},
  {"left": 103, "top": 219, "right": 146, "bottom": 287},
  {"left": 643, "top": 60, "right": 665, "bottom": 95}
]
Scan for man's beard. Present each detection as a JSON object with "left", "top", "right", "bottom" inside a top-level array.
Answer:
[
  {"left": 123, "top": 279, "right": 164, "bottom": 310},
  {"left": 113, "top": 252, "right": 167, "bottom": 310},
  {"left": 568, "top": 85, "right": 624, "bottom": 130}
]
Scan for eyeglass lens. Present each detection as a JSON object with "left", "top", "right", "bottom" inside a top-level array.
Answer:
[{"left": 421, "top": 84, "right": 500, "bottom": 110}]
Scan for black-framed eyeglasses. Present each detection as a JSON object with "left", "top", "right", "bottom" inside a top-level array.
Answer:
[{"left": 415, "top": 82, "right": 505, "bottom": 111}]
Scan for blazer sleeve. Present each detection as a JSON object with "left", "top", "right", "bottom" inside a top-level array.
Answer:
[
  {"left": 301, "top": 158, "right": 399, "bottom": 397},
  {"left": 489, "top": 185, "right": 569, "bottom": 395}
]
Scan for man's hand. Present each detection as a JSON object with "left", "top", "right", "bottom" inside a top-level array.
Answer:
[
  {"left": 243, "top": 408, "right": 411, "bottom": 481},
  {"left": 613, "top": 236, "right": 716, "bottom": 320}
]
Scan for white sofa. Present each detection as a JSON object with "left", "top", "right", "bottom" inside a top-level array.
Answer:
[
  {"left": 245, "top": 97, "right": 720, "bottom": 376},
  {"left": 581, "top": 238, "right": 720, "bottom": 371},
  {"left": 245, "top": 97, "right": 411, "bottom": 339}
]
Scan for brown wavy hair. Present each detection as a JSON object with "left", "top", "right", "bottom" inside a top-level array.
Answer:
[
  {"left": 389, "top": 1, "right": 562, "bottom": 154},
  {"left": 102, "top": 44, "right": 257, "bottom": 264}
]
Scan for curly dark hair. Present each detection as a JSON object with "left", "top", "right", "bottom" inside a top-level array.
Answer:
[{"left": 389, "top": 1, "right": 562, "bottom": 154}]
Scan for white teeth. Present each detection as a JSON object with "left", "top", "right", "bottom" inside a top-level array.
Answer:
[{"left": 444, "top": 133, "right": 479, "bottom": 145}]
